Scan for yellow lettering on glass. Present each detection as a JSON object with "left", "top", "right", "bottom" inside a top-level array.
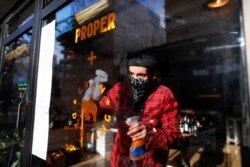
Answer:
[
  {"left": 99, "top": 114, "right": 112, "bottom": 135},
  {"left": 104, "top": 114, "right": 111, "bottom": 123},
  {"left": 94, "top": 132, "right": 99, "bottom": 140},
  {"left": 107, "top": 12, "right": 116, "bottom": 30},
  {"left": 99, "top": 124, "right": 107, "bottom": 133},
  {"left": 87, "top": 22, "right": 93, "bottom": 38},
  {"left": 75, "top": 12, "right": 116, "bottom": 43},
  {"left": 87, "top": 51, "right": 97, "bottom": 65},
  {"left": 81, "top": 26, "right": 86, "bottom": 41},
  {"left": 93, "top": 20, "right": 100, "bottom": 35},
  {"left": 86, "top": 132, "right": 91, "bottom": 142},
  {"left": 100, "top": 15, "right": 108, "bottom": 33},
  {"left": 75, "top": 29, "right": 81, "bottom": 43}
]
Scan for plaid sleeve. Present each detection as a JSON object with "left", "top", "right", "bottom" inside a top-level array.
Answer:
[
  {"left": 146, "top": 89, "right": 181, "bottom": 150},
  {"left": 98, "top": 83, "right": 119, "bottom": 113},
  {"left": 99, "top": 82, "right": 126, "bottom": 114}
]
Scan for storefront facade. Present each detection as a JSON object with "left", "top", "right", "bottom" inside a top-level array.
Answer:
[{"left": 1, "top": 0, "right": 250, "bottom": 166}]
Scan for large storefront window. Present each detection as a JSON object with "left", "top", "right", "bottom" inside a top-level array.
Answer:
[
  {"left": 45, "top": 0, "right": 246, "bottom": 166},
  {"left": 0, "top": 30, "right": 31, "bottom": 167}
]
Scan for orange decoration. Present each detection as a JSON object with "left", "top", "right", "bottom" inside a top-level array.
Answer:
[{"left": 105, "top": 98, "right": 111, "bottom": 106}]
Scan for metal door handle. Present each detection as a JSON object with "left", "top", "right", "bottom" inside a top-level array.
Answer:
[{"left": 16, "top": 101, "right": 26, "bottom": 130}]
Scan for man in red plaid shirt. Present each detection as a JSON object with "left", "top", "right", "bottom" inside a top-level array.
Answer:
[{"left": 98, "top": 54, "right": 181, "bottom": 167}]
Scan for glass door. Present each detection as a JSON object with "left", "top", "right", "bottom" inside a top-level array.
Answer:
[{"left": 0, "top": 29, "right": 32, "bottom": 167}]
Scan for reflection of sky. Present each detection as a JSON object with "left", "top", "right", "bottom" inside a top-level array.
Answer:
[
  {"left": 55, "top": 0, "right": 166, "bottom": 37},
  {"left": 54, "top": 41, "right": 64, "bottom": 64},
  {"left": 137, "top": 0, "right": 166, "bottom": 28},
  {"left": 55, "top": 0, "right": 99, "bottom": 37},
  {"left": 54, "top": 0, "right": 166, "bottom": 62},
  {"left": 55, "top": 4, "right": 73, "bottom": 37},
  {"left": 55, "top": 0, "right": 102, "bottom": 63}
]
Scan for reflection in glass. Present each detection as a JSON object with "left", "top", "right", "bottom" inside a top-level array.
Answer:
[
  {"left": 0, "top": 30, "right": 32, "bottom": 167},
  {"left": 47, "top": 0, "right": 246, "bottom": 166},
  {"left": 7, "top": 2, "right": 34, "bottom": 35},
  {"left": 49, "top": 1, "right": 167, "bottom": 166}
]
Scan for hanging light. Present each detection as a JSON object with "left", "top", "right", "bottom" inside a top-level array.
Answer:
[
  {"left": 202, "top": 0, "right": 238, "bottom": 17},
  {"left": 75, "top": 0, "right": 110, "bottom": 25},
  {"left": 207, "top": 0, "right": 229, "bottom": 8}
]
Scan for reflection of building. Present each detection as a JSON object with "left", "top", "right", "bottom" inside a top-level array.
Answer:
[
  {"left": 54, "top": 0, "right": 166, "bottom": 108},
  {"left": 1, "top": 0, "right": 250, "bottom": 167}
]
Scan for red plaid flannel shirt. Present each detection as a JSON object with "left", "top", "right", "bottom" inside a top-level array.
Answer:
[{"left": 99, "top": 82, "right": 181, "bottom": 167}]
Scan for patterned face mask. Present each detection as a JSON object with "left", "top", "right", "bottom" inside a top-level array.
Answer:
[
  {"left": 129, "top": 77, "right": 149, "bottom": 105},
  {"left": 130, "top": 77, "right": 149, "bottom": 91}
]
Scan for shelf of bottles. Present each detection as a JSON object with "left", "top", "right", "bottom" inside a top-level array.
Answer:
[
  {"left": 178, "top": 112, "right": 202, "bottom": 137},
  {"left": 49, "top": 106, "right": 81, "bottom": 129}
]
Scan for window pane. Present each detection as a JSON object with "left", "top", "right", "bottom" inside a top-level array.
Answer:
[
  {"left": 46, "top": 0, "right": 246, "bottom": 166},
  {"left": 43, "top": 0, "right": 53, "bottom": 8},
  {"left": 0, "top": 29, "right": 32, "bottom": 167},
  {"left": 7, "top": 2, "right": 34, "bottom": 35}
]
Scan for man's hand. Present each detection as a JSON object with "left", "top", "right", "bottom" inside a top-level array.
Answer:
[{"left": 127, "top": 122, "right": 147, "bottom": 141}]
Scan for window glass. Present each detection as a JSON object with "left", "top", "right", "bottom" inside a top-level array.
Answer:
[
  {"left": 46, "top": 0, "right": 246, "bottom": 166},
  {"left": 7, "top": 2, "right": 34, "bottom": 35},
  {"left": 43, "top": 0, "right": 53, "bottom": 8},
  {"left": 0, "top": 29, "right": 32, "bottom": 167}
]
